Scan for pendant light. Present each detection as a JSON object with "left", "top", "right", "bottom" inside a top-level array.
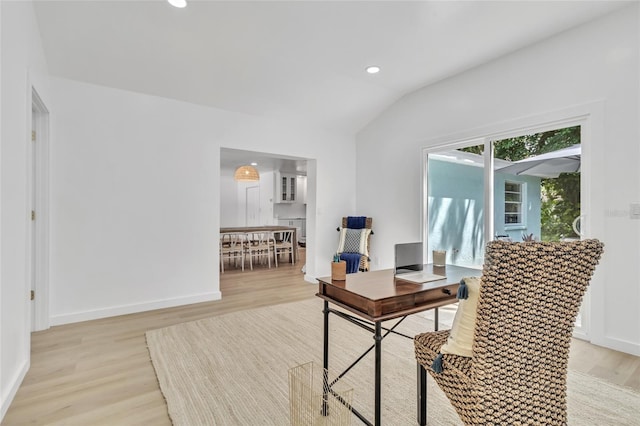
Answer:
[
  {"left": 168, "top": 0, "right": 187, "bottom": 8},
  {"left": 234, "top": 165, "right": 260, "bottom": 182}
]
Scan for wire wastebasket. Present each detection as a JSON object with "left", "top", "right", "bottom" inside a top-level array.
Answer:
[{"left": 288, "top": 362, "right": 353, "bottom": 426}]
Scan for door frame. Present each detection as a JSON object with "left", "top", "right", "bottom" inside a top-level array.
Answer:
[
  {"left": 421, "top": 102, "right": 602, "bottom": 340},
  {"left": 29, "top": 87, "right": 50, "bottom": 331}
]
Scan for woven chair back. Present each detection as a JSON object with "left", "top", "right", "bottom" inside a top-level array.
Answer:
[{"left": 472, "top": 239, "right": 604, "bottom": 424}]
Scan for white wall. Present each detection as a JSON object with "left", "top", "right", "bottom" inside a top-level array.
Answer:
[
  {"left": 220, "top": 168, "right": 277, "bottom": 227},
  {"left": 49, "top": 77, "right": 355, "bottom": 325},
  {"left": 1, "top": 4, "right": 355, "bottom": 416},
  {"left": 0, "top": 0, "right": 52, "bottom": 418},
  {"left": 219, "top": 168, "right": 239, "bottom": 226},
  {"left": 356, "top": 5, "right": 640, "bottom": 355}
]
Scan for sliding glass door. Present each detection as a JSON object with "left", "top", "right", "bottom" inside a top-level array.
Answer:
[
  {"left": 424, "top": 124, "right": 585, "bottom": 334},
  {"left": 425, "top": 126, "right": 581, "bottom": 263}
]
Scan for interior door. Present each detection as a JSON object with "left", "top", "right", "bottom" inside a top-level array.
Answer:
[{"left": 246, "top": 186, "right": 260, "bottom": 226}]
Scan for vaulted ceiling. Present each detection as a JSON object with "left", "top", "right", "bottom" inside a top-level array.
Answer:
[{"left": 33, "top": 1, "right": 627, "bottom": 136}]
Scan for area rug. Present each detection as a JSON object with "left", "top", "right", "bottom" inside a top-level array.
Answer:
[{"left": 146, "top": 298, "right": 639, "bottom": 425}]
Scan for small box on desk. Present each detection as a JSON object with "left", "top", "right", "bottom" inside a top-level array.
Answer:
[{"left": 331, "top": 261, "right": 346, "bottom": 281}]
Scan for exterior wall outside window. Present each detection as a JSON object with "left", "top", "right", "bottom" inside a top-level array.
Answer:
[{"left": 428, "top": 159, "right": 541, "bottom": 267}]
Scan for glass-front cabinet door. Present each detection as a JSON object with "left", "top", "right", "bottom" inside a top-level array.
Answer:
[{"left": 279, "top": 174, "right": 297, "bottom": 203}]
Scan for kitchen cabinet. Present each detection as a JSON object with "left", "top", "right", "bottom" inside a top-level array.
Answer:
[
  {"left": 275, "top": 173, "right": 296, "bottom": 203},
  {"left": 275, "top": 173, "right": 306, "bottom": 204}
]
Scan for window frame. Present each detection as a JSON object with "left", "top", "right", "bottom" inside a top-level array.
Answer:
[{"left": 504, "top": 180, "right": 527, "bottom": 229}]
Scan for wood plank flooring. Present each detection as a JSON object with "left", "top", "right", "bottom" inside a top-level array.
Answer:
[{"left": 3, "top": 249, "right": 639, "bottom": 425}]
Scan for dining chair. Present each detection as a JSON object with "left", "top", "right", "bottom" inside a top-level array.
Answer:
[
  {"left": 219, "top": 232, "right": 246, "bottom": 273},
  {"left": 246, "top": 231, "right": 276, "bottom": 270},
  {"left": 273, "top": 229, "right": 295, "bottom": 267},
  {"left": 414, "top": 239, "right": 604, "bottom": 426}
]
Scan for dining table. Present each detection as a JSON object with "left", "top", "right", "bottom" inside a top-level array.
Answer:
[{"left": 220, "top": 225, "right": 298, "bottom": 263}]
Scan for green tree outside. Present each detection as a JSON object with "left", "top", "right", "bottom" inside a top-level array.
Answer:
[{"left": 462, "top": 126, "right": 580, "bottom": 241}]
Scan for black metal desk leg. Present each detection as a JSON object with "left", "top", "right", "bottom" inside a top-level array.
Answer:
[
  {"left": 434, "top": 307, "right": 439, "bottom": 331},
  {"left": 417, "top": 363, "right": 427, "bottom": 426},
  {"left": 322, "top": 301, "right": 329, "bottom": 416},
  {"left": 374, "top": 321, "right": 382, "bottom": 425}
]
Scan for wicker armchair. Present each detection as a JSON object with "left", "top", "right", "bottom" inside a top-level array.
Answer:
[
  {"left": 414, "top": 239, "right": 604, "bottom": 425},
  {"left": 340, "top": 217, "right": 373, "bottom": 271}
]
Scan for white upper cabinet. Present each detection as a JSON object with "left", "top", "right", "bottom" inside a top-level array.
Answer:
[{"left": 275, "top": 172, "right": 307, "bottom": 204}]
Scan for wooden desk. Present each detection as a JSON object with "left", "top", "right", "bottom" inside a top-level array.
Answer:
[
  {"left": 220, "top": 226, "right": 298, "bottom": 263},
  {"left": 316, "top": 264, "right": 480, "bottom": 425}
]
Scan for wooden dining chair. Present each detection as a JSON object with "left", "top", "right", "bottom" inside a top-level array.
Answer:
[
  {"left": 219, "top": 232, "right": 246, "bottom": 273},
  {"left": 273, "top": 230, "right": 295, "bottom": 267},
  {"left": 246, "top": 231, "right": 276, "bottom": 270}
]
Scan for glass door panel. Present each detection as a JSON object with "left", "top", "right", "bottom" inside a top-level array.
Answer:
[
  {"left": 493, "top": 126, "right": 580, "bottom": 243},
  {"left": 426, "top": 143, "right": 485, "bottom": 268}
]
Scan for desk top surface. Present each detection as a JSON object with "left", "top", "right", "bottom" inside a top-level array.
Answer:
[
  {"left": 316, "top": 264, "right": 481, "bottom": 321},
  {"left": 317, "top": 264, "right": 480, "bottom": 301}
]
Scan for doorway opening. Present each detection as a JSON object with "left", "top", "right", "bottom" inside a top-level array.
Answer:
[{"left": 219, "top": 148, "right": 312, "bottom": 279}]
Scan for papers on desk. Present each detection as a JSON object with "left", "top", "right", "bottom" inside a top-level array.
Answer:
[{"left": 394, "top": 271, "right": 446, "bottom": 284}]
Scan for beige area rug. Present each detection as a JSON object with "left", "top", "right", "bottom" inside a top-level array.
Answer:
[{"left": 146, "top": 299, "right": 640, "bottom": 426}]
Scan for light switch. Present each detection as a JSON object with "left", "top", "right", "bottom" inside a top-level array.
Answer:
[{"left": 630, "top": 203, "right": 640, "bottom": 219}]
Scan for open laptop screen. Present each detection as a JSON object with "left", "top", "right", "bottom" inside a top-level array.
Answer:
[{"left": 394, "top": 242, "right": 423, "bottom": 274}]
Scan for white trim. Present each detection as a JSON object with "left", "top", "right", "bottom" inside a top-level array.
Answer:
[
  {"left": 419, "top": 103, "right": 596, "bottom": 150},
  {"left": 0, "top": 358, "right": 29, "bottom": 420},
  {"left": 591, "top": 335, "right": 640, "bottom": 357},
  {"left": 421, "top": 149, "right": 428, "bottom": 263},
  {"left": 49, "top": 291, "right": 222, "bottom": 326},
  {"left": 0, "top": 1, "right": 3, "bottom": 413},
  {"left": 30, "top": 87, "right": 50, "bottom": 332},
  {"left": 483, "top": 140, "right": 494, "bottom": 243}
]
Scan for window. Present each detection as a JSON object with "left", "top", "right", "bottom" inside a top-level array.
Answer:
[{"left": 504, "top": 181, "right": 525, "bottom": 226}]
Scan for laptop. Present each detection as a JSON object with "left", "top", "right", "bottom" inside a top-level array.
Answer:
[{"left": 394, "top": 242, "right": 446, "bottom": 284}]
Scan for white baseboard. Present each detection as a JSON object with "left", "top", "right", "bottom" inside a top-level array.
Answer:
[
  {"left": 1, "top": 358, "right": 29, "bottom": 422},
  {"left": 591, "top": 335, "right": 640, "bottom": 357},
  {"left": 50, "top": 291, "right": 222, "bottom": 326}
]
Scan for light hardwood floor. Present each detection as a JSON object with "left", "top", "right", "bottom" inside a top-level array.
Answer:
[{"left": 3, "top": 249, "right": 639, "bottom": 425}]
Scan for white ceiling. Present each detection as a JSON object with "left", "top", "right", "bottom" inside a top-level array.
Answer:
[{"left": 33, "top": 0, "right": 629, "bottom": 137}]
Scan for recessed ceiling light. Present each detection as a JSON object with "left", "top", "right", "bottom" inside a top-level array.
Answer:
[
  {"left": 250, "top": 162, "right": 258, "bottom": 166},
  {"left": 366, "top": 66, "right": 381, "bottom": 74},
  {"left": 168, "top": 0, "right": 187, "bottom": 8}
]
